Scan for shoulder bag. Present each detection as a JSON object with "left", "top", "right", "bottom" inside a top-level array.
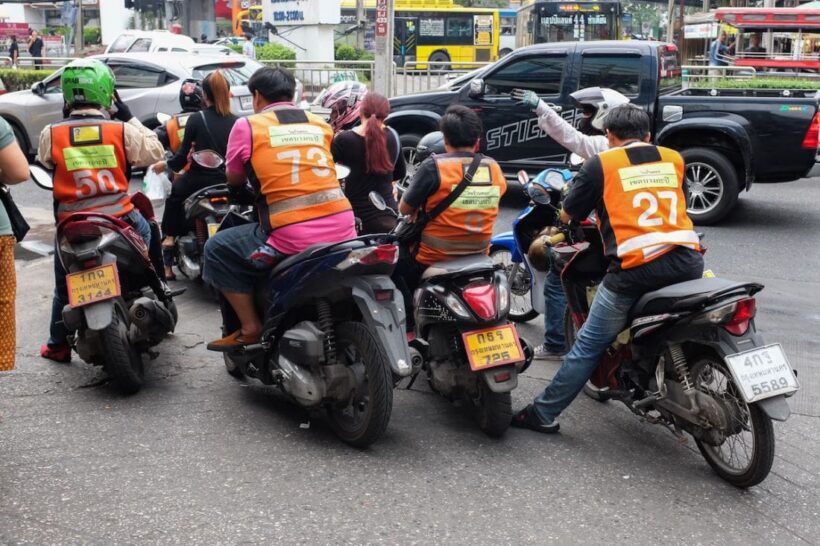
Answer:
[{"left": 0, "top": 184, "right": 29, "bottom": 242}]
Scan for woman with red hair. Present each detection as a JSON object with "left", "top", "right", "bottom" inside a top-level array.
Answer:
[{"left": 330, "top": 92, "right": 406, "bottom": 234}]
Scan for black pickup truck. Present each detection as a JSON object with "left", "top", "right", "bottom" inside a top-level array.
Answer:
[{"left": 386, "top": 40, "right": 820, "bottom": 224}]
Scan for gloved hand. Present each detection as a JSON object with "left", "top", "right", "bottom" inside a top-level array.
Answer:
[
  {"left": 110, "top": 91, "right": 133, "bottom": 122},
  {"left": 511, "top": 88, "right": 540, "bottom": 111}
]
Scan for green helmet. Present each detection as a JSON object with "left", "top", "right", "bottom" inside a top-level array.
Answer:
[{"left": 61, "top": 59, "right": 115, "bottom": 109}]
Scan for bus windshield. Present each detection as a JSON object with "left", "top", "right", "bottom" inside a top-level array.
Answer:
[{"left": 517, "top": 1, "right": 620, "bottom": 47}]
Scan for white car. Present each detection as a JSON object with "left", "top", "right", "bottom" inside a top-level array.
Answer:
[
  {"left": 105, "top": 31, "right": 196, "bottom": 54},
  {"left": 0, "top": 52, "right": 263, "bottom": 156}
]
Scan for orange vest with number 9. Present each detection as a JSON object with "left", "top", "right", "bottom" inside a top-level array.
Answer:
[
  {"left": 247, "top": 108, "right": 351, "bottom": 232},
  {"left": 599, "top": 144, "right": 700, "bottom": 269},
  {"left": 50, "top": 120, "right": 132, "bottom": 222},
  {"left": 417, "top": 154, "right": 507, "bottom": 266}
]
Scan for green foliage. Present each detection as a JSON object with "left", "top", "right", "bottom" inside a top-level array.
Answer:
[
  {"left": 334, "top": 44, "right": 374, "bottom": 61},
  {"left": 227, "top": 43, "right": 243, "bottom": 54},
  {"left": 44, "top": 26, "right": 71, "bottom": 37},
  {"left": 690, "top": 77, "right": 820, "bottom": 90},
  {"left": 255, "top": 43, "right": 296, "bottom": 61},
  {"left": 83, "top": 28, "right": 101, "bottom": 45},
  {"left": 0, "top": 69, "right": 54, "bottom": 92}
]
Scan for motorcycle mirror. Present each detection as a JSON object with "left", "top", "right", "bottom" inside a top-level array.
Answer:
[
  {"left": 569, "top": 153, "right": 585, "bottom": 168},
  {"left": 527, "top": 183, "right": 551, "bottom": 206},
  {"left": 29, "top": 164, "right": 53, "bottom": 190},
  {"left": 31, "top": 81, "right": 46, "bottom": 97},
  {"left": 191, "top": 149, "right": 225, "bottom": 169},
  {"left": 517, "top": 170, "right": 530, "bottom": 185},
  {"left": 335, "top": 164, "right": 351, "bottom": 181},
  {"left": 368, "top": 191, "right": 387, "bottom": 211},
  {"left": 156, "top": 112, "right": 171, "bottom": 124}
]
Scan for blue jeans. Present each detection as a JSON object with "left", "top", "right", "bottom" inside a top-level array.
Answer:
[
  {"left": 543, "top": 269, "right": 566, "bottom": 352},
  {"left": 532, "top": 282, "right": 639, "bottom": 424},
  {"left": 202, "top": 223, "right": 277, "bottom": 294},
  {"left": 47, "top": 211, "right": 152, "bottom": 346}
]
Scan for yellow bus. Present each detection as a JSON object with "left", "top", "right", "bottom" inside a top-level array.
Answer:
[{"left": 339, "top": 0, "right": 500, "bottom": 67}]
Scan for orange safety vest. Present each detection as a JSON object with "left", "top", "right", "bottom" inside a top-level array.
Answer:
[
  {"left": 247, "top": 108, "right": 351, "bottom": 232},
  {"left": 166, "top": 113, "right": 193, "bottom": 154},
  {"left": 416, "top": 154, "right": 507, "bottom": 266},
  {"left": 50, "top": 119, "right": 132, "bottom": 222},
  {"left": 598, "top": 144, "right": 700, "bottom": 269}
]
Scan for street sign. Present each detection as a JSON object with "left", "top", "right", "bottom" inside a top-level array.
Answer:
[{"left": 376, "top": 0, "right": 388, "bottom": 37}]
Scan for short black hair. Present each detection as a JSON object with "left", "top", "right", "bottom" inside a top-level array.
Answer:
[
  {"left": 248, "top": 66, "right": 295, "bottom": 103},
  {"left": 439, "top": 105, "right": 482, "bottom": 148},
  {"left": 603, "top": 105, "right": 650, "bottom": 141}
]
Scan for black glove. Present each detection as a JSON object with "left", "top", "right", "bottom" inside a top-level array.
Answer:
[
  {"left": 62, "top": 101, "right": 71, "bottom": 119},
  {"left": 111, "top": 91, "right": 133, "bottom": 122}
]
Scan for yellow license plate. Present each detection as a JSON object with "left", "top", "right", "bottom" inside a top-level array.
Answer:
[
  {"left": 207, "top": 223, "right": 219, "bottom": 237},
  {"left": 462, "top": 324, "right": 524, "bottom": 372},
  {"left": 66, "top": 264, "right": 121, "bottom": 308}
]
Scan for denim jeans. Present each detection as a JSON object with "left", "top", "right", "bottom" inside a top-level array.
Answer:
[
  {"left": 202, "top": 223, "right": 272, "bottom": 294},
  {"left": 532, "top": 282, "right": 640, "bottom": 424},
  {"left": 543, "top": 269, "right": 566, "bottom": 352},
  {"left": 47, "top": 210, "right": 152, "bottom": 346}
]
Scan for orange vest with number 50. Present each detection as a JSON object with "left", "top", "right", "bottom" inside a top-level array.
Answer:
[
  {"left": 247, "top": 108, "right": 351, "bottom": 232},
  {"left": 50, "top": 119, "right": 132, "bottom": 222},
  {"left": 599, "top": 144, "right": 700, "bottom": 269}
]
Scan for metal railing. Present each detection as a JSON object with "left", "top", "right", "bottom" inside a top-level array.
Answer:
[
  {"left": 393, "top": 61, "right": 490, "bottom": 97},
  {"left": 0, "top": 56, "right": 77, "bottom": 69},
  {"left": 258, "top": 59, "right": 375, "bottom": 101},
  {"left": 682, "top": 64, "right": 757, "bottom": 88}
]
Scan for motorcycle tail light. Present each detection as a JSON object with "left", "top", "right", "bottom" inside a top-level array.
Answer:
[
  {"left": 336, "top": 244, "right": 398, "bottom": 269},
  {"left": 724, "top": 297, "right": 756, "bottom": 336},
  {"left": 209, "top": 197, "right": 228, "bottom": 204},
  {"left": 462, "top": 282, "right": 497, "bottom": 320}
]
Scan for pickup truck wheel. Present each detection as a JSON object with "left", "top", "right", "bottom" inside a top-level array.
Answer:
[
  {"left": 681, "top": 148, "right": 739, "bottom": 225},
  {"left": 398, "top": 133, "right": 422, "bottom": 196}
]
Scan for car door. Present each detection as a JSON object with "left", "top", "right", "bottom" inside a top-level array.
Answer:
[
  {"left": 104, "top": 59, "right": 173, "bottom": 126},
  {"left": 458, "top": 49, "right": 573, "bottom": 174}
]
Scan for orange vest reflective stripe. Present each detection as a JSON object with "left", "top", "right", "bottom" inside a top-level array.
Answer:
[
  {"left": 166, "top": 113, "right": 193, "bottom": 172},
  {"left": 599, "top": 144, "right": 700, "bottom": 269},
  {"left": 247, "top": 108, "right": 351, "bottom": 232},
  {"left": 50, "top": 120, "right": 132, "bottom": 222},
  {"left": 416, "top": 154, "right": 507, "bottom": 266}
]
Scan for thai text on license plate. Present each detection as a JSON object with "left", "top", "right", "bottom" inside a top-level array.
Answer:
[
  {"left": 207, "top": 223, "right": 219, "bottom": 237},
  {"left": 724, "top": 343, "right": 799, "bottom": 403},
  {"left": 240, "top": 95, "right": 253, "bottom": 110},
  {"left": 66, "top": 263, "right": 121, "bottom": 308},
  {"left": 462, "top": 324, "right": 523, "bottom": 372}
]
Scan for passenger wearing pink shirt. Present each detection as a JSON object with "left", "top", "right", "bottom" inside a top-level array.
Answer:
[{"left": 204, "top": 67, "right": 357, "bottom": 351}]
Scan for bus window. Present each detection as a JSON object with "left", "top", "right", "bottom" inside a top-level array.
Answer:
[
  {"left": 447, "top": 15, "right": 473, "bottom": 42},
  {"left": 579, "top": 56, "right": 641, "bottom": 96},
  {"left": 485, "top": 55, "right": 566, "bottom": 95}
]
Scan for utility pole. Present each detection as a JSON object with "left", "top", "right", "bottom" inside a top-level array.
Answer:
[
  {"left": 356, "top": 0, "right": 365, "bottom": 50},
  {"left": 666, "top": 0, "right": 674, "bottom": 44},
  {"left": 74, "top": 0, "right": 83, "bottom": 56},
  {"left": 373, "top": 0, "right": 393, "bottom": 96}
]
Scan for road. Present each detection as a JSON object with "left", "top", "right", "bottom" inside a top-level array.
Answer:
[{"left": 1, "top": 169, "right": 819, "bottom": 544}]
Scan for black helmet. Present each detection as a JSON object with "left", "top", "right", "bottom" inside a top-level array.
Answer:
[
  {"left": 416, "top": 130, "right": 445, "bottom": 162},
  {"left": 179, "top": 78, "right": 204, "bottom": 112}
]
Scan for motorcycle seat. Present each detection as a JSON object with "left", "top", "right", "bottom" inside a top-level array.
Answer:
[
  {"left": 631, "top": 277, "right": 756, "bottom": 316},
  {"left": 271, "top": 240, "right": 367, "bottom": 276},
  {"left": 421, "top": 254, "right": 495, "bottom": 280}
]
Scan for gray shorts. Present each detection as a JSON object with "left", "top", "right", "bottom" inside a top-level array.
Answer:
[{"left": 202, "top": 223, "right": 272, "bottom": 294}]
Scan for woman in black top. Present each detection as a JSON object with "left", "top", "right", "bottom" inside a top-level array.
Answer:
[
  {"left": 331, "top": 92, "right": 405, "bottom": 234},
  {"left": 152, "top": 70, "right": 238, "bottom": 278}
]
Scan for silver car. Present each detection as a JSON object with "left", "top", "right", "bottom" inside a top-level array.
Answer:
[{"left": 0, "top": 52, "right": 263, "bottom": 156}]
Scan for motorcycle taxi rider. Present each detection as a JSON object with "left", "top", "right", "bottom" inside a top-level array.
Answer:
[
  {"left": 511, "top": 105, "right": 704, "bottom": 433},
  {"left": 394, "top": 105, "right": 507, "bottom": 327},
  {"left": 38, "top": 59, "right": 164, "bottom": 363},
  {"left": 509, "top": 86, "right": 630, "bottom": 362},
  {"left": 154, "top": 78, "right": 205, "bottom": 158},
  {"left": 203, "top": 66, "right": 357, "bottom": 351}
]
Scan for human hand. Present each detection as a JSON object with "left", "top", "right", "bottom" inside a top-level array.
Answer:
[
  {"left": 511, "top": 88, "right": 540, "bottom": 111},
  {"left": 110, "top": 90, "right": 133, "bottom": 122},
  {"left": 151, "top": 161, "right": 166, "bottom": 174}
]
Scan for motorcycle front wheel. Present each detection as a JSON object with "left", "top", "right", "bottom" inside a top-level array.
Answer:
[
  {"left": 690, "top": 355, "right": 775, "bottom": 488},
  {"left": 489, "top": 247, "right": 537, "bottom": 322},
  {"left": 101, "top": 306, "right": 144, "bottom": 395},
  {"left": 326, "top": 322, "right": 393, "bottom": 448}
]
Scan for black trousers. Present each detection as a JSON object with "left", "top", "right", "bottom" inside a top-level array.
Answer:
[
  {"left": 161, "top": 171, "right": 223, "bottom": 237},
  {"left": 359, "top": 214, "right": 397, "bottom": 235}
]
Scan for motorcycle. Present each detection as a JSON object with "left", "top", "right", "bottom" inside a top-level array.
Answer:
[
  {"left": 369, "top": 192, "right": 532, "bottom": 438},
  {"left": 213, "top": 196, "right": 411, "bottom": 448},
  {"left": 489, "top": 167, "right": 574, "bottom": 322},
  {"left": 30, "top": 166, "right": 180, "bottom": 394},
  {"left": 539, "top": 190, "right": 798, "bottom": 487}
]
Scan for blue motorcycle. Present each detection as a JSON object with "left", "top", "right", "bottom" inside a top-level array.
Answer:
[{"left": 489, "top": 168, "right": 573, "bottom": 322}]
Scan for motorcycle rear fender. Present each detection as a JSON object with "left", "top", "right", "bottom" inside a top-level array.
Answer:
[
  {"left": 348, "top": 276, "right": 413, "bottom": 378},
  {"left": 480, "top": 364, "right": 518, "bottom": 393},
  {"left": 755, "top": 396, "right": 791, "bottom": 422},
  {"left": 82, "top": 300, "right": 115, "bottom": 331},
  {"left": 490, "top": 231, "right": 523, "bottom": 261}
]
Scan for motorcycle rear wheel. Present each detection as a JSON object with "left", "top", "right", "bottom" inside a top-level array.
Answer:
[
  {"left": 476, "top": 384, "right": 512, "bottom": 438},
  {"left": 691, "top": 355, "right": 775, "bottom": 488},
  {"left": 326, "top": 322, "right": 393, "bottom": 448},
  {"left": 101, "top": 307, "right": 144, "bottom": 395},
  {"left": 490, "top": 247, "right": 538, "bottom": 323},
  {"left": 223, "top": 353, "right": 244, "bottom": 378}
]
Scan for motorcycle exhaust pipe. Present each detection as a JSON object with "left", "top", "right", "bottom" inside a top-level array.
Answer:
[{"left": 129, "top": 297, "right": 174, "bottom": 335}]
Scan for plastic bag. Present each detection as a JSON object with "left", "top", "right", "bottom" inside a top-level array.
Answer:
[{"left": 143, "top": 169, "right": 171, "bottom": 202}]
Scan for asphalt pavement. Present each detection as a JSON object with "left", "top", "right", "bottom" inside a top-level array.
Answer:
[{"left": 1, "top": 168, "right": 819, "bottom": 544}]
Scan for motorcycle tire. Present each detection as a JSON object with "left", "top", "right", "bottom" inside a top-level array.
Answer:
[
  {"left": 223, "top": 353, "right": 244, "bottom": 379},
  {"left": 476, "top": 383, "right": 512, "bottom": 438},
  {"left": 690, "top": 355, "right": 775, "bottom": 488},
  {"left": 326, "top": 322, "right": 393, "bottom": 448},
  {"left": 489, "top": 247, "right": 538, "bottom": 323},
  {"left": 101, "top": 307, "right": 144, "bottom": 395},
  {"left": 563, "top": 308, "right": 608, "bottom": 403}
]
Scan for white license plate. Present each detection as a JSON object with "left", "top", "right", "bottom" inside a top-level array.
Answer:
[
  {"left": 724, "top": 344, "right": 799, "bottom": 403},
  {"left": 239, "top": 95, "right": 252, "bottom": 110}
]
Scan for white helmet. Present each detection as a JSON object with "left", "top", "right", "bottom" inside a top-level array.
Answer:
[{"left": 569, "top": 87, "right": 630, "bottom": 131}]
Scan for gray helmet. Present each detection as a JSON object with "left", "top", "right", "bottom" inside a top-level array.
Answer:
[{"left": 416, "top": 130, "right": 445, "bottom": 162}]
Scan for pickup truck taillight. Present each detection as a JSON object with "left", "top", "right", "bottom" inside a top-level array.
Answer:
[{"left": 802, "top": 113, "right": 819, "bottom": 150}]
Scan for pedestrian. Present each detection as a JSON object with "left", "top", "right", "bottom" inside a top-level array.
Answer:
[
  {"left": 330, "top": 92, "right": 405, "bottom": 234},
  {"left": 28, "top": 30, "right": 43, "bottom": 70},
  {"left": 709, "top": 31, "right": 729, "bottom": 67},
  {"left": 0, "top": 117, "right": 36, "bottom": 371},
  {"left": 242, "top": 33, "right": 256, "bottom": 59},
  {"left": 200, "top": 33, "right": 208, "bottom": 44},
  {"left": 9, "top": 35, "right": 19, "bottom": 69}
]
